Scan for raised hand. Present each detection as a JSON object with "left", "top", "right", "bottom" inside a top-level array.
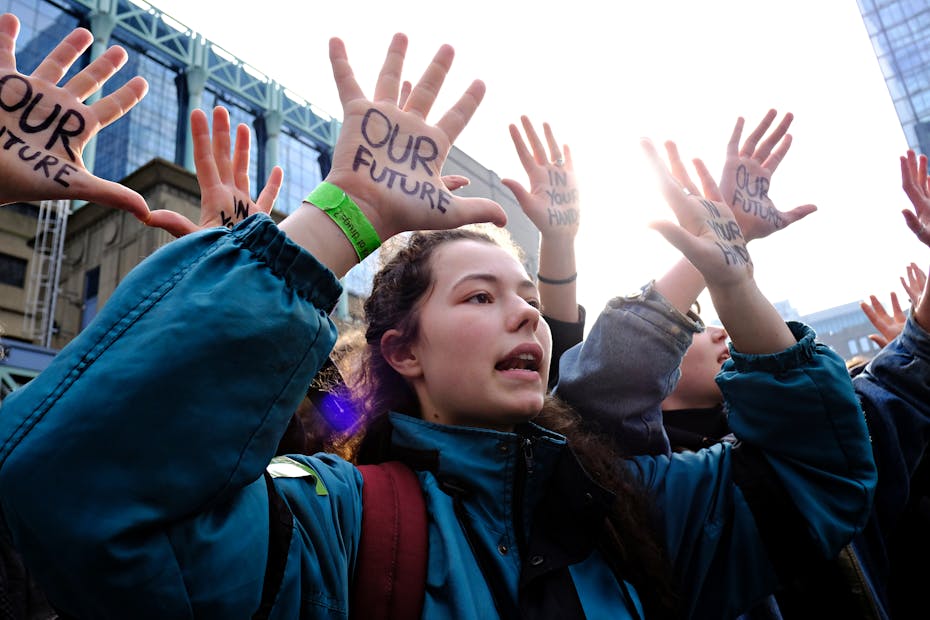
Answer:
[
  {"left": 860, "top": 292, "right": 907, "bottom": 348},
  {"left": 901, "top": 262, "right": 927, "bottom": 307},
  {"left": 644, "top": 138, "right": 752, "bottom": 288},
  {"left": 324, "top": 34, "right": 506, "bottom": 240},
  {"left": 502, "top": 116, "right": 579, "bottom": 241},
  {"left": 502, "top": 116, "right": 579, "bottom": 321},
  {"left": 146, "top": 107, "right": 283, "bottom": 237},
  {"left": 901, "top": 150, "right": 930, "bottom": 247},
  {"left": 719, "top": 110, "right": 816, "bottom": 241},
  {"left": 397, "top": 78, "right": 470, "bottom": 194},
  {"left": 0, "top": 13, "right": 149, "bottom": 221}
]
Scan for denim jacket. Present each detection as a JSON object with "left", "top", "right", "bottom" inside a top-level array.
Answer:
[{"left": 555, "top": 280, "right": 701, "bottom": 457}]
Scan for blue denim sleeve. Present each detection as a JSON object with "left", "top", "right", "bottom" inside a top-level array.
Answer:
[
  {"left": 554, "top": 281, "right": 703, "bottom": 457},
  {"left": 853, "top": 314, "right": 930, "bottom": 541}
]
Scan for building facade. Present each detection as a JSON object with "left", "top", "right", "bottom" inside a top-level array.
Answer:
[
  {"left": 858, "top": 0, "right": 930, "bottom": 154},
  {"left": 0, "top": 0, "right": 537, "bottom": 396}
]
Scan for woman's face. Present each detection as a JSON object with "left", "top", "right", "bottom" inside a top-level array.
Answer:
[
  {"left": 673, "top": 325, "right": 730, "bottom": 409},
  {"left": 401, "top": 239, "right": 552, "bottom": 431}
]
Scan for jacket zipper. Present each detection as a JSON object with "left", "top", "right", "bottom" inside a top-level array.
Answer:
[{"left": 514, "top": 436, "right": 534, "bottom": 553}]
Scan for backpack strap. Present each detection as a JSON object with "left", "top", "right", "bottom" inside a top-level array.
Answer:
[
  {"left": 351, "top": 461, "right": 428, "bottom": 620},
  {"left": 252, "top": 471, "right": 294, "bottom": 620}
]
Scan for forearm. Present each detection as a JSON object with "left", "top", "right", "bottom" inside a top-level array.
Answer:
[
  {"left": 0, "top": 215, "right": 341, "bottom": 531},
  {"left": 709, "top": 278, "right": 795, "bottom": 354},
  {"left": 654, "top": 257, "right": 705, "bottom": 315},
  {"left": 721, "top": 323, "right": 877, "bottom": 557},
  {"left": 278, "top": 200, "right": 361, "bottom": 279},
  {"left": 537, "top": 234, "right": 578, "bottom": 322}
]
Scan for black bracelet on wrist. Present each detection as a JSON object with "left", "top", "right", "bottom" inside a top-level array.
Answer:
[{"left": 537, "top": 272, "right": 577, "bottom": 285}]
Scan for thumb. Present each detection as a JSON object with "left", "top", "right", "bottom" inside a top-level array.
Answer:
[
  {"left": 501, "top": 178, "right": 532, "bottom": 211},
  {"left": 441, "top": 175, "right": 470, "bottom": 192},
  {"left": 81, "top": 178, "right": 150, "bottom": 223},
  {"left": 782, "top": 203, "right": 817, "bottom": 226},
  {"left": 145, "top": 210, "right": 199, "bottom": 238},
  {"left": 648, "top": 220, "right": 697, "bottom": 257},
  {"left": 453, "top": 196, "right": 507, "bottom": 228}
]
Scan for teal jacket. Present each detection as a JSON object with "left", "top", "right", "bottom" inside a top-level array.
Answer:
[{"left": 0, "top": 215, "right": 876, "bottom": 619}]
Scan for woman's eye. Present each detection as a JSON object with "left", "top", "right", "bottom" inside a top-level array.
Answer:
[
  {"left": 526, "top": 299, "right": 541, "bottom": 310},
  {"left": 466, "top": 293, "right": 493, "bottom": 304}
]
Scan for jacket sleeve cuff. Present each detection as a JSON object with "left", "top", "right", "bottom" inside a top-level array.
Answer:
[
  {"left": 724, "top": 321, "right": 817, "bottom": 374},
  {"left": 234, "top": 214, "right": 343, "bottom": 313}
]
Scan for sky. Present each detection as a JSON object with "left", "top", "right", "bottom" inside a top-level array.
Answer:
[{"left": 147, "top": 0, "right": 921, "bottom": 324}]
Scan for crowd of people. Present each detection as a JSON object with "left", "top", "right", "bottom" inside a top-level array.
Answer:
[{"left": 0, "top": 10, "right": 928, "bottom": 620}]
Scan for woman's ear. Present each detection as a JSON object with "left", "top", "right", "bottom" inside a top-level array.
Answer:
[{"left": 381, "top": 329, "right": 423, "bottom": 379}]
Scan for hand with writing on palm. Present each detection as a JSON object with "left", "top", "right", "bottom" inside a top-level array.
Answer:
[
  {"left": 0, "top": 13, "right": 149, "bottom": 221},
  {"left": 146, "top": 107, "right": 283, "bottom": 237},
  {"left": 719, "top": 110, "right": 816, "bottom": 242},
  {"left": 502, "top": 117, "right": 580, "bottom": 242},
  {"left": 643, "top": 138, "right": 754, "bottom": 289},
  {"left": 322, "top": 34, "right": 505, "bottom": 241}
]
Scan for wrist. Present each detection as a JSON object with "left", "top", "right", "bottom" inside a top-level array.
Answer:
[
  {"left": 321, "top": 172, "right": 393, "bottom": 241},
  {"left": 306, "top": 181, "right": 381, "bottom": 262}
]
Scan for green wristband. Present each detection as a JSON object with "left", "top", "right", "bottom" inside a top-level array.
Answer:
[{"left": 305, "top": 182, "right": 381, "bottom": 262}]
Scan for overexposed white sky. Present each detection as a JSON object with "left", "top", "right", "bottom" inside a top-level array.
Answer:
[{"left": 149, "top": 0, "right": 920, "bottom": 323}]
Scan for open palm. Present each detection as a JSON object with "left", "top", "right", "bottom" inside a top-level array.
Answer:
[
  {"left": 0, "top": 13, "right": 149, "bottom": 221},
  {"left": 719, "top": 110, "right": 816, "bottom": 241}
]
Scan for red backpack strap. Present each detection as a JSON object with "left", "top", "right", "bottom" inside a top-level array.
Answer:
[{"left": 351, "top": 461, "right": 428, "bottom": 620}]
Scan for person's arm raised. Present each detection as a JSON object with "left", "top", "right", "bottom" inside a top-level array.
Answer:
[
  {"left": 655, "top": 110, "right": 818, "bottom": 316},
  {"left": 0, "top": 13, "right": 149, "bottom": 220},
  {"left": 279, "top": 34, "right": 506, "bottom": 279},
  {"left": 901, "top": 150, "right": 930, "bottom": 330},
  {"left": 642, "top": 138, "right": 795, "bottom": 354},
  {"left": 502, "top": 116, "right": 579, "bottom": 322}
]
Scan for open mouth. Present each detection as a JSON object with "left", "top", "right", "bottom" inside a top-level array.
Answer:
[{"left": 495, "top": 352, "right": 541, "bottom": 372}]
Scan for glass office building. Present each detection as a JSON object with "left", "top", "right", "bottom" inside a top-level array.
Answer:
[
  {"left": 3, "top": 0, "right": 334, "bottom": 215},
  {"left": 859, "top": 0, "right": 930, "bottom": 154}
]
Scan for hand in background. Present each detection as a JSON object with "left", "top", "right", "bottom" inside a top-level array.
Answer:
[
  {"left": 860, "top": 292, "right": 907, "bottom": 348},
  {"left": 900, "top": 150, "right": 930, "bottom": 331},
  {"left": 719, "top": 110, "right": 816, "bottom": 241},
  {"left": 0, "top": 13, "right": 149, "bottom": 220},
  {"left": 901, "top": 150, "right": 930, "bottom": 247},
  {"left": 147, "top": 107, "right": 283, "bottom": 237},
  {"left": 643, "top": 138, "right": 752, "bottom": 288},
  {"left": 901, "top": 262, "right": 926, "bottom": 308},
  {"left": 502, "top": 116, "right": 580, "bottom": 242}
]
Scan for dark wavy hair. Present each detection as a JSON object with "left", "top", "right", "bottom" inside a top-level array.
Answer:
[{"left": 345, "top": 228, "right": 677, "bottom": 617}]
